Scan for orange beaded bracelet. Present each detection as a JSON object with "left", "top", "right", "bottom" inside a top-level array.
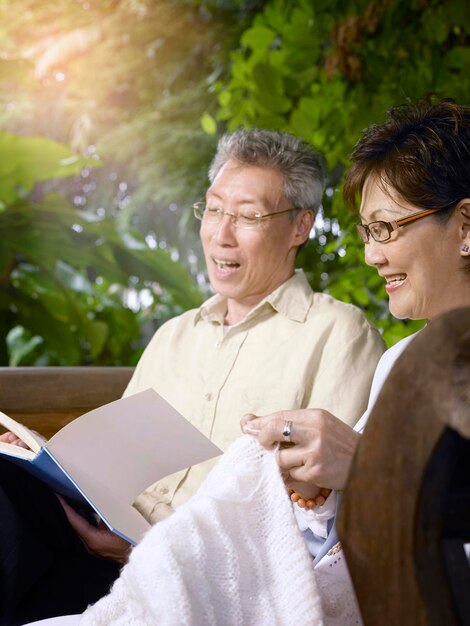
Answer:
[{"left": 288, "top": 487, "right": 332, "bottom": 510}]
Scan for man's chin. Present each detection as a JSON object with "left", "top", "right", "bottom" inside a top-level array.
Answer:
[{"left": 208, "top": 273, "right": 241, "bottom": 296}]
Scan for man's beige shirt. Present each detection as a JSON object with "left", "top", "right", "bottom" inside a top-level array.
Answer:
[{"left": 125, "top": 271, "right": 385, "bottom": 523}]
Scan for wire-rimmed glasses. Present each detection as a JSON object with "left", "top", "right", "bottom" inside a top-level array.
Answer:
[{"left": 193, "top": 202, "right": 299, "bottom": 230}]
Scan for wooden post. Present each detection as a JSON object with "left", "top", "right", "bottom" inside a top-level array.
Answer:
[{"left": 338, "top": 307, "right": 470, "bottom": 626}]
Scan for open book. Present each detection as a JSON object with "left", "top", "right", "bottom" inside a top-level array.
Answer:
[{"left": 0, "top": 389, "right": 222, "bottom": 545}]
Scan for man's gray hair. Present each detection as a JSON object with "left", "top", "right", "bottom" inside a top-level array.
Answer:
[{"left": 208, "top": 128, "right": 326, "bottom": 213}]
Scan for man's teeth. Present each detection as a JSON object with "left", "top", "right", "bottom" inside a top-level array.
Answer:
[{"left": 215, "top": 259, "right": 238, "bottom": 268}]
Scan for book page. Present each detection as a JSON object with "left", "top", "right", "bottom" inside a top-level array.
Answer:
[
  {"left": 0, "top": 411, "right": 43, "bottom": 455},
  {"left": 0, "top": 440, "right": 36, "bottom": 460},
  {"left": 45, "top": 389, "right": 222, "bottom": 543}
]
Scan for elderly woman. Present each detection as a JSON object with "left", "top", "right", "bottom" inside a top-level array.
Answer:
[{"left": 241, "top": 97, "right": 470, "bottom": 611}]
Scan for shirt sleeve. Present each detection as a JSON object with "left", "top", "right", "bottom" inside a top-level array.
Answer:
[
  {"left": 293, "top": 491, "right": 338, "bottom": 557},
  {"left": 304, "top": 309, "right": 385, "bottom": 427}
]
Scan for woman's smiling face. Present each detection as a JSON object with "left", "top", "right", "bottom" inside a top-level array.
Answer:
[{"left": 359, "top": 176, "right": 468, "bottom": 321}]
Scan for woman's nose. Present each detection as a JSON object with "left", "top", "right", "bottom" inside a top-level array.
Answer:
[{"left": 364, "top": 238, "right": 387, "bottom": 267}]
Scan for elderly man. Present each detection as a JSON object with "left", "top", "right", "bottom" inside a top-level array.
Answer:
[{"left": 0, "top": 129, "right": 384, "bottom": 625}]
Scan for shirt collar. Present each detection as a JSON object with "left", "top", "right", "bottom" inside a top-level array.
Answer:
[{"left": 196, "top": 270, "right": 313, "bottom": 326}]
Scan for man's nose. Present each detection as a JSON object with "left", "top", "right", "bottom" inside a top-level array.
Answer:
[{"left": 214, "top": 214, "right": 238, "bottom": 244}]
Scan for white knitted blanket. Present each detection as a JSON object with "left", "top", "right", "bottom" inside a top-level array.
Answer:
[{"left": 80, "top": 435, "right": 324, "bottom": 626}]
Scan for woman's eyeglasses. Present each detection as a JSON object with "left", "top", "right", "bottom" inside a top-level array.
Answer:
[{"left": 356, "top": 208, "right": 443, "bottom": 243}]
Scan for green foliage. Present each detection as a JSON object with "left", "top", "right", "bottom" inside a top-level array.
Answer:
[
  {"left": 0, "top": 0, "right": 244, "bottom": 365},
  {"left": 0, "top": 133, "right": 202, "bottom": 366},
  {"left": 213, "top": 0, "right": 470, "bottom": 345},
  {"left": 0, "top": 133, "right": 99, "bottom": 206},
  {"left": 0, "top": 0, "right": 259, "bottom": 249},
  {"left": 1, "top": 0, "right": 466, "bottom": 363}
]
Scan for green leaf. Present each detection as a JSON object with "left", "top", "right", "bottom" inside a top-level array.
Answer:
[
  {"left": 112, "top": 245, "right": 202, "bottom": 309},
  {"left": 10, "top": 265, "right": 73, "bottom": 323},
  {"left": 252, "top": 63, "right": 284, "bottom": 95},
  {"left": 82, "top": 319, "right": 109, "bottom": 358},
  {"left": 200, "top": 113, "right": 217, "bottom": 135},
  {"left": 241, "top": 26, "right": 276, "bottom": 51},
  {"left": 6, "top": 326, "right": 43, "bottom": 367},
  {"left": 0, "top": 133, "right": 101, "bottom": 205},
  {"left": 421, "top": 11, "right": 450, "bottom": 44},
  {"left": 444, "top": 47, "right": 470, "bottom": 70}
]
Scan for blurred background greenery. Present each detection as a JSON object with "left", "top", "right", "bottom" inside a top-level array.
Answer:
[{"left": 0, "top": 0, "right": 469, "bottom": 365}]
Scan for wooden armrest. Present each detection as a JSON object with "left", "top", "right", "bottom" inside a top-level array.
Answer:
[{"left": 0, "top": 366, "right": 134, "bottom": 439}]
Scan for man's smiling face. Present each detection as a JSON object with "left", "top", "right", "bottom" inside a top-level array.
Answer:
[{"left": 200, "top": 159, "right": 308, "bottom": 323}]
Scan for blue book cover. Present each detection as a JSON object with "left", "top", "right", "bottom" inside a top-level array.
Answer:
[
  {"left": 0, "top": 389, "right": 223, "bottom": 544},
  {"left": 4, "top": 447, "right": 89, "bottom": 503}
]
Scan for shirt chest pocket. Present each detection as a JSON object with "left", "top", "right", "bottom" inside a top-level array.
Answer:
[{"left": 238, "top": 385, "right": 305, "bottom": 415}]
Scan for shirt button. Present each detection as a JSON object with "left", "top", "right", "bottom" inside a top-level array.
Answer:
[
  {"left": 159, "top": 486, "right": 169, "bottom": 495},
  {"left": 204, "top": 392, "right": 212, "bottom": 401},
  {"left": 215, "top": 341, "right": 222, "bottom": 349}
]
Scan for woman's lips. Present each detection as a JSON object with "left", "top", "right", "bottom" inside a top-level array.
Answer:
[{"left": 384, "top": 274, "right": 406, "bottom": 293}]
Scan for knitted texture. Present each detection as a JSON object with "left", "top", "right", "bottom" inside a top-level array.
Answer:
[{"left": 80, "top": 435, "right": 324, "bottom": 626}]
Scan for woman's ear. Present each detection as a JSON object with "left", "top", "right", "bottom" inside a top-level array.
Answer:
[
  {"left": 294, "top": 209, "right": 314, "bottom": 246},
  {"left": 458, "top": 200, "right": 470, "bottom": 256}
]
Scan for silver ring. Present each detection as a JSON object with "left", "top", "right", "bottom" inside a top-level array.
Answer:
[{"left": 282, "top": 420, "right": 293, "bottom": 443}]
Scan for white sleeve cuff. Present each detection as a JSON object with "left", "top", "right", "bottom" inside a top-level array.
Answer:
[{"left": 293, "top": 490, "right": 338, "bottom": 539}]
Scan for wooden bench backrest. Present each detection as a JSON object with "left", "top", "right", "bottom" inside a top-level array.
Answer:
[
  {"left": 338, "top": 307, "right": 470, "bottom": 626},
  {"left": 0, "top": 366, "right": 134, "bottom": 439}
]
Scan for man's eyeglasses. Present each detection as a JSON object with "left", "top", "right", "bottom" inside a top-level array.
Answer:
[
  {"left": 356, "top": 207, "right": 443, "bottom": 243},
  {"left": 193, "top": 202, "right": 299, "bottom": 230}
]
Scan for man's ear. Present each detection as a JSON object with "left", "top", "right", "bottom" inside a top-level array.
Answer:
[
  {"left": 294, "top": 210, "right": 314, "bottom": 246},
  {"left": 458, "top": 200, "right": 470, "bottom": 255}
]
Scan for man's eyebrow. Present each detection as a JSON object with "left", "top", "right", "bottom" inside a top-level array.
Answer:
[{"left": 206, "top": 192, "right": 261, "bottom": 206}]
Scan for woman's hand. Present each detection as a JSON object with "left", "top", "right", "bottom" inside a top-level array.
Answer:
[
  {"left": 241, "top": 409, "right": 360, "bottom": 491},
  {"left": 57, "top": 495, "right": 132, "bottom": 564},
  {"left": 0, "top": 431, "right": 31, "bottom": 449}
]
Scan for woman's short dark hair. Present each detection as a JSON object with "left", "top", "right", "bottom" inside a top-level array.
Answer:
[{"left": 343, "top": 97, "right": 470, "bottom": 220}]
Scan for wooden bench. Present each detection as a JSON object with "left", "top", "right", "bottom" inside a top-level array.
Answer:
[
  {"left": 338, "top": 306, "right": 470, "bottom": 626},
  {"left": 0, "top": 367, "right": 134, "bottom": 439}
]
